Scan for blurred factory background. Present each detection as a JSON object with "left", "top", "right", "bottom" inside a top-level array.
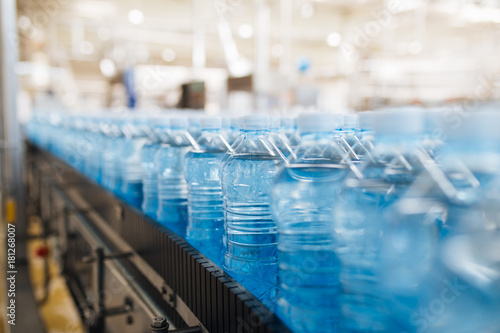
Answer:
[
  {"left": 2, "top": 1, "right": 500, "bottom": 333},
  {"left": 14, "top": 0, "right": 500, "bottom": 118}
]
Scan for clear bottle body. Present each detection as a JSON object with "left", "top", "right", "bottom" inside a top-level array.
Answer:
[{"left": 221, "top": 128, "right": 285, "bottom": 306}]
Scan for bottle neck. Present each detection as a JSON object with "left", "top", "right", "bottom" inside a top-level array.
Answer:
[
  {"left": 293, "top": 131, "right": 347, "bottom": 163},
  {"left": 201, "top": 128, "right": 221, "bottom": 134},
  {"left": 444, "top": 139, "right": 500, "bottom": 156},
  {"left": 342, "top": 128, "right": 356, "bottom": 136},
  {"left": 168, "top": 128, "right": 194, "bottom": 145},
  {"left": 373, "top": 135, "right": 421, "bottom": 154},
  {"left": 243, "top": 128, "right": 269, "bottom": 136}
]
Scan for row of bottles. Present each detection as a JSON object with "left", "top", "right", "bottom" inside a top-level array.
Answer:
[{"left": 25, "top": 107, "right": 500, "bottom": 333}]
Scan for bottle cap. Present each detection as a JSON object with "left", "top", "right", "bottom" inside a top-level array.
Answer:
[
  {"left": 444, "top": 111, "right": 500, "bottom": 141},
  {"left": 343, "top": 114, "right": 359, "bottom": 129},
  {"left": 200, "top": 116, "right": 221, "bottom": 130},
  {"left": 280, "top": 116, "right": 294, "bottom": 129},
  {"left": 221, "top": 117, "right": 230, "bottom": 128},
  {"left": 243, "top": 115, "right": 270, "bottom": 130},
  {"left": 188, "top": 116, "right": 200, "bottom": 127},
  {"left": 270, "top": 116, "right": 280, "bottom": 130},
  {"left": 372, "top": 110, "right": 424, "bottom": 135},
  {"left": 238, "top": 116, "right": 245, "bottom": 129},
  {"left": 170, "top": 117, "right": 188, "bottom": 129},
  {"left": 423, "top": 108, "right": 446, "bottom": 134},
  {"left": 359, "top": 111, "right": 376, "bottom": 130},
  {"left": 230, "top": 116, "right": 240, "bottom": 129},
  {"left": 298, "top": 112, "right": 336, "bottom": 133},
  {"left": 156, "top": 116, "right": 170, "bottom": 127},
  {"left": 333, "top": 114, "right": 343, "bottom": 130}
]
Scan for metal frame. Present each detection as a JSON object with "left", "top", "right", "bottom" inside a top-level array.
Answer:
[
  {"left": 0, "top": 0, "right": 25, "bottom": 244},
  {"left": 1, "top": 2, "right": 40, "bottom": 333}
]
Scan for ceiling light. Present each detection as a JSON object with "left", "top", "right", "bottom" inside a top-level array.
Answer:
[
  {"left": 99, "top": 58, "right": 116, "bottom": 77},
  {"left": 326, "top": 32, "right": 342, "bottom": 47},
  {"left": 238, "top": 24, "right": 253, "bottom": 39},
  {"left": 128, "top": 9, "right": 144, "bottom": 25},
  {"left": 80, "top": 41, "right": 95, "bottom": 55},
  {"left": 408, "top": 41, "right": 423, "bottom": 55},
  {"left": 18, "top": 16, "right": 31, "bottom": 30},
  {"left": 161, "top": 48, "right": 176, "bottom": 62},
  {"left": 300, "top": 3, "right": 314, "bottom": 19}
]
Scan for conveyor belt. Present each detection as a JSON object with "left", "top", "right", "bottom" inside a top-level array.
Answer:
[{"left": 29, "top": 143, "right": 290, "bottom": 333}]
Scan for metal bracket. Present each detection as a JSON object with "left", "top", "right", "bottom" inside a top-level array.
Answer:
[
  {"left": 86, "top": 248, "right": 134, "bottom": 333},
  {"left": 103, "top": 297, "right": 134, "bottom": 317},
  {"left": 149, "top": 316, "right": 203, "bottom": 333}
]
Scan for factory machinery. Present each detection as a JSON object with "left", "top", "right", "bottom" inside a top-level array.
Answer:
[{"left": 27, "top": 142, "right": 290, "bottom": 333}]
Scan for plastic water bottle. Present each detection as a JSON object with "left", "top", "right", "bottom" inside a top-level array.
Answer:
[
  {"left": 228, "top": 116, "right": 245, "bottom": 149},
  {"left": 269, "top": 116, "right": 294, "bottom": 158},
  {"left": 221, "top": 117, "right": 231, "bottom": 140},
  {"left": 79, "top": 117, "right": 92, "bottom": 177},
  {"left": 271, "top": 112, "right": 350, "bottom": 333},
  {"left": 219, "top": 116, "right": 245, "bottom": 169},
  {"left": 334, "top": 110, "right": 426, "bottom": 333},
  {"left": 350, "top": 111, "right": 376, "bottom": 160},
  {"left": 224, "top": 116, "right": 240, "bottom": 145},
  {"left": 422, "top": 108, "right": 445, "bottom": 161},
  {"left": 184, "top": 117, "right": 231, "bottom": 266},
  {"left": 188, "top": 116, "right": 202, "bottom": 140},
  {"left": 156, "top": 117, "right": 198, "bottom": 236},
  {"left": 69, "top": 117, "right": 86, "bottom": 172},
  {"left": 121, "top": 116, "right": 148, "bottom": 207},
  {"left": 280, "top": 116, "right": 300, "bottom": 149},
  {"left": 44, "top": 112, "right": 60, "bottom": 153},
  {"left": 339, "top": 114, "right": 362, "bottom": 162},
  {"left": 85, "top": 116, "right": 105, "bottom": 183},
  {"left": 383, "top": 111, "right": 500, "bottom": 333},
  {"left": 141, "top": 117, "right": 166, "bottom": 218},
  {"left": 221, "top": 115, "right": 286, "bottom": 307},
  {"left": 102, "top": 116, "right": 125, "bottom": 194}
]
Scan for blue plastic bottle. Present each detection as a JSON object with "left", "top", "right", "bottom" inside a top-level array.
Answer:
[
  {"left": 141, "top": 117, "right": 167, "bottom": 218},
  {"left": 184, "top": 117, "right": 231, "bottom": 266},
  {"left": 422, "top": 108, "right": 446, "bottom": 161},
  {"left": 225, "top": 116, "right": 240, "bottom": 145},
  {"left": 221, "top": 115, "right": 286, "bottom": 307},
  {"left": 221, "top": 117, "right": 231, "bottom": 140},
  {"left": 384, "top": 111, "right": 500, "bottom": 333},
  {"left": 85, "top": 116, "right": 105, "bottom": 183},
  {"left": 121, "top": 116, "right": 148, "bottom": 207},
  {"left": 48, "top": 113, "right": 61, "bottom": 154},
  {"left": 228, "top": 116, "right": 244, "bottom": 148},
  {"left": 69, "top": 117, "right": 86, "bottom": 172},
  {"left": 334, "top": 110, "right": 426, "bottom": 332},
  {"left": 188, "top": 116, "right": 202, "bottom": 140},
  {"left": 271, "top": 112, "right": 350, "bottom": 332},
  {"left": 269, "top": 116, "right": 294, "bottom": 158},
  {"left": 102, "top": 116, "right": 125, "bottom": 194},
  {"left": 350, "top": 111, "right": 376, "bottom": 160},
  {"left": 219, "top": 116, "right": 245, "bottom": 168},
  {"left": 280, "top": 116, "right": 300, "bottom": 149},
  {"left": 156, "top": 117, "right": 197, "bottom": 236},
  {"left": 79, "top": 116, "right": 92, "bottom": 177},
  {"left": 339, "top": 114, "right": 362, "bottom": 162},
  {"left": 99, "top": 116, "right": 113, "bottom": 187}
]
